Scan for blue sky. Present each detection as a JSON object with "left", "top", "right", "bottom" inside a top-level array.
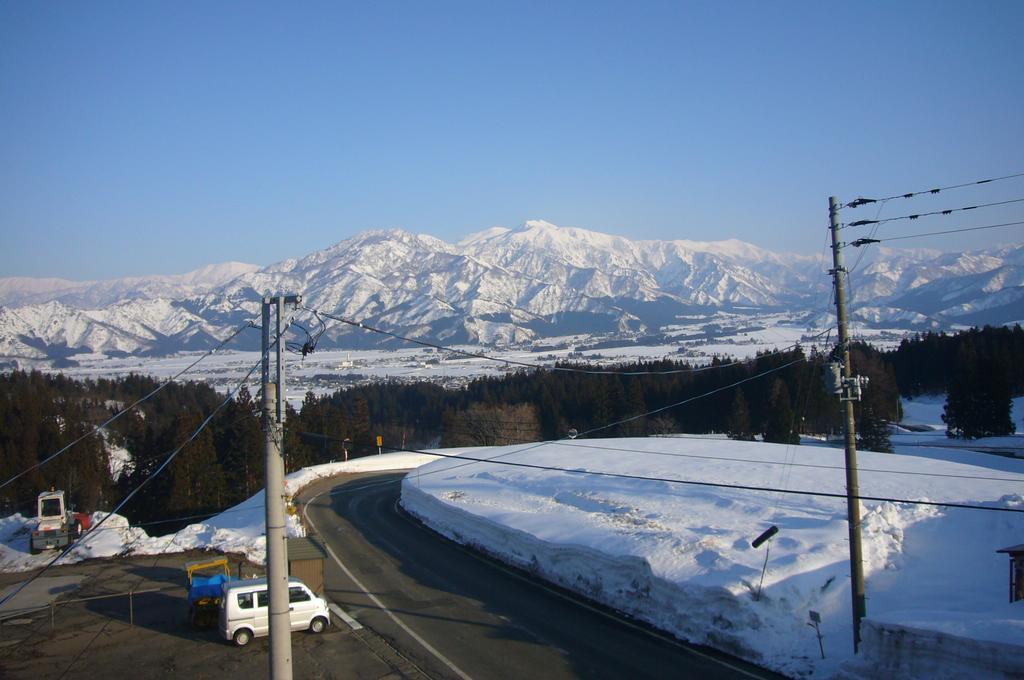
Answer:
[{"left": 2, "top": 1, "right": 1022, "bottom": 280}]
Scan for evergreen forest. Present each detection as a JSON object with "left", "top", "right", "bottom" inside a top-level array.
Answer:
[{"left": 0, "top": 325, "right": 1019, "bottom": 533}]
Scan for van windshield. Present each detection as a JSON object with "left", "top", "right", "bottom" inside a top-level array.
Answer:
[{"left": 40, "top": 499, "right": 62, "bottom": 517}]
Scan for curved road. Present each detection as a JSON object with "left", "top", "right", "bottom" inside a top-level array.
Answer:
[{"left": 299, "top": 471, "right": 784, "bottom": 680}]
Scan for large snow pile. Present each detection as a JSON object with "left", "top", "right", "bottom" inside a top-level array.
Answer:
[
  {"left": 0, "top": 452, "right": 441, "bottom": 573},
  {"left": 400, "top": 435, "right": 1024, "bottom": 677}
]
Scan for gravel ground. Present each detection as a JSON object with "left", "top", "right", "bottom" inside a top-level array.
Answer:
[{"left": 0, "top": 551, "right": 419, "bottom": 679}]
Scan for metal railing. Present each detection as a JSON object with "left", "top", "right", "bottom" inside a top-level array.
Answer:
[{"left": 0, "top": 583, "right": 182, "bottom": 637}]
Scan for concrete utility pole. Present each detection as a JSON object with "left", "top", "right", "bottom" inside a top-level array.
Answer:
[
  {"left": 828, "top": 197, "right": 867, "bottom": 652},
  {"left": 262, "top": 294, "right": 301, "bottom": 680}
]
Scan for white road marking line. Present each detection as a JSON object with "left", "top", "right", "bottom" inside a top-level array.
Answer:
[
  {"left": 328, "top": 602, "right": 363, "bottom": 631},
  {"left": 304, "top": 487, "right": 474, "bottom": 680},
  {"left": 396, "top": 500, "right": 772, "bottom": 680}
]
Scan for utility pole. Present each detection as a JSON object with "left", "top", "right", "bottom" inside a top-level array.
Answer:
[
  {"left": 828, "top": 197, "right": 867, "bottom": 652},
  {"left": 262, "top": 294, "right": 301, "bottom": 680}
]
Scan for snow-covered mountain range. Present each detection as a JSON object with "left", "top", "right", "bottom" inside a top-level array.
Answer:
[{"left": 2, "top": 220, "right": 1022, "bottom": 362}]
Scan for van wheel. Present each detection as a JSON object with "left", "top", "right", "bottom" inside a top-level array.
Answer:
[
  {"left": 73, "top": 521, "right": 83, "bottom": 538},
  {"left": 233, "top": 628, "right": 253, "bottom": 646},
  {"left": 309, "top": 616, "right": 327, "bottom": 634}
]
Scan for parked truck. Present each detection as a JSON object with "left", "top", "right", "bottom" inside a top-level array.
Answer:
[{"left": 30, "top": 489, "right": 91, "bottom": 555}]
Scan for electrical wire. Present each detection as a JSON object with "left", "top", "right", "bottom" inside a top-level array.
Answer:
[
  {"left": 3, "top": 314, "right": 295, "bottom": 610},
  {"left": 300, "top": 395, "right": 1022, "bottom": 486},
  {"left": 844, "top": 172, "right": 1024, "bottom": 209},
  {"left": 583, "top": 357, "right": 808, "bottom": 437},
  {"left": 850, "top": 220, "right": 1024, "bottom": 246},
  {"left": 390, "top": 444, "right": 1024, "bottom": 515},
  {"left": 10, "top": 504, "right": 263, "bottom": 543},
  {"left": 847, "top": 199, "right": 888, "bottom": 277},
  {"left": 111, "top": 406, "right": 262, "bottom": 473},
  {"left": 771, "top": 354, "right": 822, "bottom": 519},
  {"left": 0, "top": 355, "right": 264, "bottom": 610},
  {"left": 845, "top": 197, "right": 1024, "bottom": 228},
  {"left": 557, "top": 440, "right": 1024, "bottom": 483},
  {"left": 0, "top": 320, "right": 256, "bottom": 492},
  {"left": 406, "top": 355, "right": 811, "bottom": 480}
]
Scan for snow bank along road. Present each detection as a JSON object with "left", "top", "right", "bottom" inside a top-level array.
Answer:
[{"left": 299, "top": 471, "right": 784, "bottom": 680}]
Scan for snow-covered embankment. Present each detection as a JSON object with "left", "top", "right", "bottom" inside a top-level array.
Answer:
[{"left": 399, "top": 437, "right": 1024, "bottom": 678}]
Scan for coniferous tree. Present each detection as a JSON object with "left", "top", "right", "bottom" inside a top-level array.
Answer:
[
  {"left": 850, "top": 345, "right": 897, "bottom": 453},
  {"left": 943, "top": 343, "right": 1015, "bottom": 439},
  {"left": 619, "top": 379, "right": 647, "bottom": 436},
  {"left": 283, "top": 403, "right": 315, "bottom": 473},
  {"left": 763, "top": 379, "right": 799, "bottom": 444},
  {"left": 216, "top": 386, "right": 263, "bottom": 501},
  {"left": 348, "top": 395, "right": 372, "bottom": 447},
  {"left": 857, "top": 403, "right": 893, "bottom": 452},
  {"left": 167, "top": 411, "right": 225, "bottom": 513},
  {"left": 727, "top": 389, "right": 756, "bottom": 441},
  {"left": 648, "top": 415, "right": 678, "bottom": 435}
]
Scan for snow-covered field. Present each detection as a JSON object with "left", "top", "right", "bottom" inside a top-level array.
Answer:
[
  {"left": 399, "top": 399, "right": 1024, "bottom": 678},
  {"left": 47, "top": 315, "right": 912, "bottom": 410}
]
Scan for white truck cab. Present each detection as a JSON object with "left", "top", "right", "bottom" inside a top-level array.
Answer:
[
  {"left": 30, "top": 490, "right": 90, "bottom": 554},
  {"left": 219, "top": 577, "right": 330, "bottom": 646}
]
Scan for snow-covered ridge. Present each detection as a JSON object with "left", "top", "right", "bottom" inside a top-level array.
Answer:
[
  {"left": 0, "top": 261, "right": 260, "bottom": 308},
  {"left": 2, "top": 221, "right": 1022, "bottom": 360}
]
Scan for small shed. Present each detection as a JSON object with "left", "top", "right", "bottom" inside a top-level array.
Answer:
[
  {"left": 996, "top": 544, "right": 1024, "bottom": 602},
  {"left": 287, "top": 536, "right": 327, "bottom": 595}
]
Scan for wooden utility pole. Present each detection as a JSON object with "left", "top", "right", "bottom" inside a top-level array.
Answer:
[
  {"left": 828, "top": 197, "right": 867, "bottom": 652},
  {"left": 263, "top": 294, "right": 301, "bottom": 680}
]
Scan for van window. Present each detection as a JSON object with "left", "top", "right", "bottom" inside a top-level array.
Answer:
[
  {"left": 237, "top": 592, "right": 254, "bottom": 610},
  {"left": 288, "top": 586, "right": 311, "bottom": 603},
  {"left": 257, "top": 591, "right": 269, "bottom": 608}
]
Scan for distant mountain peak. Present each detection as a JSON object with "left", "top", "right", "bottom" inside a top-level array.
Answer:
[
  {"left": 522, "top": 219, "right": 559, "bottom": 230},
  {"left": 1, "top": 221, "right": 1021, "bottom": 362}
]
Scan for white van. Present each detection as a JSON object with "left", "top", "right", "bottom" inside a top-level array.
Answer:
[{"left": 219, "top": 577, "right": 330, "bottom": 646}]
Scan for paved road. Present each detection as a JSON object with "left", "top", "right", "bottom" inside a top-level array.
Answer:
[{"left": 299, "top": 471, "right": 785, "bottom": 680}]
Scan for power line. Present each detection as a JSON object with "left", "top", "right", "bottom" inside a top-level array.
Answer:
[
  {"left": 558, "top": 440, "right": 1024, "bottom": 483},
  {"left": 404, "top": 356, "right": 810, "bottom": 480},
  {"left": 0, "top": 320, "right": 256, "bottom": 492},
  {"left": 300, "top": 420, "right": 1024, "bottom": 486},
  {"left": 846, "top": 197, "right": 1024, "bottom": 227},
  {"left": 111, "top": 406, "right": 262, "bottom": 473},
  {"left": 849, "top": 220, "right": 1024, "bottom": 247},
  {"left": 303, "top": 401, "right": 1022, "bottom": 485},
  {"left": 0, "top": 355, "right": 264, "bottom": 610},
  {"left": 393, "top": 444, "right": 1024, "bottom": 515},
  {"left": 578, "top": 357, "right": 808, "bottom": 438},
  {"left": 301, "top": 305, "right": 828, "bottom": 377},
  {"left": 13, "top": 504, "right": 264, "bottom": 541},
  {"left": 844, "top": 172, "right": 1024, "bottom": 209}
]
